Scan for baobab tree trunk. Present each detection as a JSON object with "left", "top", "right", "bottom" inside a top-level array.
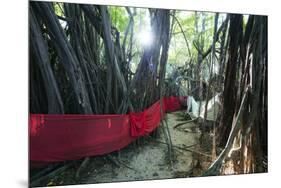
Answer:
[
  {"left": 29, "top": 7, "right": 64, "bottom": 114},
  {"left": 217, "top": 14, "right": 243, "bottom": 147},
  {"left": 130, "top": 9, "right": 171, "bottom": 111},
  {"left": 205, "top": 14, "right": 267, "bottom": 175},
  {"left": 99, "top": 5, "right": 133, "bottom": 113},
  {"left": 31, "top": 2, "right": 93, "bottom": 114}
]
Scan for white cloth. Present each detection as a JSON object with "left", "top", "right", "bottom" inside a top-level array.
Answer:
[{"left": 186, "top": 94, "right": 221, "bottom": 121}]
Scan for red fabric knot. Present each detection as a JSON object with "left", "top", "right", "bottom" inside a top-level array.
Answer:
[{"left": 129, "top": 110, "right": 147, "bottom": 137}]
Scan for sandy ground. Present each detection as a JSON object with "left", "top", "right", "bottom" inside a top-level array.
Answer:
[{"left": 32, "top": 110, "right": 202, "bottom": 187}]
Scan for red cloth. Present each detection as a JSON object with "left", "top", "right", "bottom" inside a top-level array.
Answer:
[
  {"left": 29, "top": 96, "right": 184, "bottom": 166},
  {"left": 178, "top": 96, "right": 188, "bottom": 106},
  {"left": 163, "top": 96, "right": 182, "bottom": 112},
  {"left": 129, "top": 111, "right": 147, "bottom": 137},
  {"left": 30, "top": 114, "right": 133, "bottom": 163}
]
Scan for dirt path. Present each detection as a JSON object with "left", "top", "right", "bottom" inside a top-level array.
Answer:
[
  {"left": 33, "top": 110, "right": 201, "bottom": 186},
  {"left": 79, "top": 110, "right": 200, "bottom": 184}
]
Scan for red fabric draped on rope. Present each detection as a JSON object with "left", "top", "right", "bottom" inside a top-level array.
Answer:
[{"left": 29, "top": 96, "right": 187, "bottom": 166}]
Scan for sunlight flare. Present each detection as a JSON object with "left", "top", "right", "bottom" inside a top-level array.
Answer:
[{"left": 138, "top": 27, "right": 153, "bottom": 47}]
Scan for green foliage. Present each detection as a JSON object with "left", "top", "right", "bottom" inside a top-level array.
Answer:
[
  {"left": 168, "top": 11, "right": 217, "bottom": 69},
  {"left": 243, "top": 15, "right": 249, "bottom": 32},
  {"left": 53, "top": 2, "right": 64, "bottom": 17},
  {"left": 51, "top": 3, "right": 227, "bottom": 76},
  {"left": 108, "top": 6, "right": 129, "bottom": 33}
]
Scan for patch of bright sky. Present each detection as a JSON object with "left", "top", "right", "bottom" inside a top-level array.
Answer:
[
  {"left": 137, "top": 8, "right": 153, "bottom": 47},
  {"left": 129, "top": 8, "right": 151, "bottom": 72}
]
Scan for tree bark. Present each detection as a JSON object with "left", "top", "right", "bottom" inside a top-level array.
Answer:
[{"left": 30, "top": 7, "right": 64, "bottom": 114}]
